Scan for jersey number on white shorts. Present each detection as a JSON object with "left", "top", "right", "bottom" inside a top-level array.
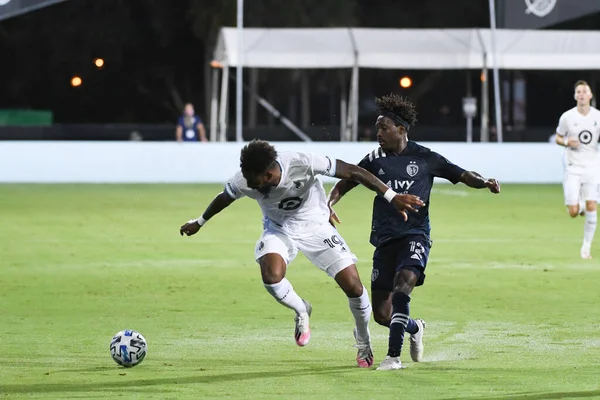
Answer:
[{"left": 324, "top": 234, "right": 345, "bottom": 250}]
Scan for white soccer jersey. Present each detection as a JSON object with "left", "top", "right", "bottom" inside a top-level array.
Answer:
[
  {"left": 224, "top": 152, "right": 337, "bottom": 230},
  {"left": 556, "top": 107, "right": 600, "bottom": 172}
]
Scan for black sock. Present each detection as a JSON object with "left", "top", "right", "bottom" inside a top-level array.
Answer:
[{"left": 388, "top": 292, "right": 410, "bottom": 358}]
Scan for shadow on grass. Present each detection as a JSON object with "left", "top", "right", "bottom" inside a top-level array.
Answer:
[
  {"left": 442, "top": 389, "right": 600, "bottom": 400},
  {"left": 0, "top": 365, "right": 354, "bottom": 394}
]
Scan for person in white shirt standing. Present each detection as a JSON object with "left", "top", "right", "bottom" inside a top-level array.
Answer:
[
  {"left": 555, "top": 80, "right": 600, "bottom": 259},
  {"left": 179, "top": 139, "right": 424, "bottom": 367}
]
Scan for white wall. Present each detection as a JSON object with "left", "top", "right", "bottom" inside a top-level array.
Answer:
[{"left": 0, "top": 141, "right": 566, "bottom": 184}]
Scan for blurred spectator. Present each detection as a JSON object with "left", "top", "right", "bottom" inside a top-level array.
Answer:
[
  {"left": 439, "top": 105, "right": 450, "bottom": 126},
  {"left": 490, "top": 125, "right": 497, "bottom": 142},
  {"left": 176, "top": 103, "right": 207, "bottom": 142},
  {"left": 129, "top": 131, "right": 143, "bottom": 141}
]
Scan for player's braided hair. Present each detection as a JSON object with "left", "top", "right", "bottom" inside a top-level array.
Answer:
[
  {"left": 240, "top": 139, "right": 278, "bottom": 176},
  {"left": 375, "top": 93, "right": 418, "bottom": 130}
]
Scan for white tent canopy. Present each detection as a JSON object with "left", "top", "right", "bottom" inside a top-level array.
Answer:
[
  {"left": 478, "top": 29, "right": 600, "bottom": 70},
  {"left": 212, "top": 28, "right": 600, "bottom": 142},
  {"left": 215, "top": 27, "right": 600, "bottom": 70},
  {"left": 214, "top": 28, "right": 356, "bottom": 68},
  {"left": 353, "top": 29, "right": 483, "bottom": 70}
]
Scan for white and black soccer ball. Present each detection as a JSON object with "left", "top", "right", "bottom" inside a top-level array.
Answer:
[{"left": 109, "top": 330, "right": 148, "bottom": 368}]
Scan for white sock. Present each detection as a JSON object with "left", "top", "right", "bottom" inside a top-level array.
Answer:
[
  {"left": 348, "top": 285, "right": 372, "bottom": 344},
  {"left": 584, "top": 210, "right": 597, "bottom": 247},
  {"left": 264, "top": 278, "right": 307, "bottom": 315}
]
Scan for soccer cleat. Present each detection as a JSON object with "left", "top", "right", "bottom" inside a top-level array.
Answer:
[
  {"left": 376, "top": 355, "right": 403, "bottom": 370},
  {"left": 581, "top": 244, "right": 592, "bottom": 259},
  {"left": 294, "top": 300, "right": 312, "bottom": 346},
  {"left": 409, "top": 319, "right": 426, "bottom": 362},
  {"left": 353, "top": 328, "right": 374, "bottom": 368}
]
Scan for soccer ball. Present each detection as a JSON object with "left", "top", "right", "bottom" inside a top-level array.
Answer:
[{"left": 109, "top": 330, "right": 148, "bottom": 368}]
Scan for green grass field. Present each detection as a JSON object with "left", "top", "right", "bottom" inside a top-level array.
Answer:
[{"left": 1, "top": 183, "right": 600, "bottom": 399}]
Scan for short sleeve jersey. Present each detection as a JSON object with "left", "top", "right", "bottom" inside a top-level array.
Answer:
[
  {"left": 224, "top": 152, "right": 337, "bottom": 229},
  {"left": 556, "top": 107, "right": 600, "bottom": 172},
  {"left": 358, "top": 142, "right": 466, "bottom": 246}
]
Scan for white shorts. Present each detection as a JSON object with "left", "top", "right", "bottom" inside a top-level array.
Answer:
[
  {"left": 563, "top": 170, "right": 599, "bottom": 205},
  {"left": 254, "top": 222, "right": 358, "bottom": 278}
]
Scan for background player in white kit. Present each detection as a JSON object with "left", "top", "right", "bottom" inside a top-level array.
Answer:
[
  {"left": 179, "top": 139, "right": 424, "bottom": 367},
  {"left": 555, "top": 80, "right": 600, "bottom": 259}
]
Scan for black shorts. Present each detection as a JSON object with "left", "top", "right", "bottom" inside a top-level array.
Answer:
[{"left": 371, "top": 235, "right": 431, "bottom": 292}]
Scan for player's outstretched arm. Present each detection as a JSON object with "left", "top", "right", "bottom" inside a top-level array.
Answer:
[
  {"left": 459, "top": 171, "right": 500, "bottom": 194},
  {"left": 180, "top": 192, "right": 236, "bottom": 236},
  {"left": 334, "top": 160, "right": 425, "bottom": 221}
]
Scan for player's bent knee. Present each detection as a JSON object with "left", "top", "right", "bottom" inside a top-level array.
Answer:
[
  {"left": 333, "top": 265, "right": 364, "bottom": 298},
  {"left": 567, "top": 206, "right": 579, "bottom": 218},
  {"left": 393, "top": 269, "right": 418, "bottom": 294},
  {"left": 260, "top": 270, "right": 285, "bottom": 284},
  {"left": 258, "top": 254, "right": 287, "bottom": 284},
  {"left": 340, "top": 280, "right": 363, "bottom": 298},
  {"left": 586, "top": 201, "right": 597, "bottom": 212},
  {"left": 373, "top": 309, "right": 390, "bottom": 327},
  {"left": 371, "top": 289, "right": 392, "bottom": 326}
]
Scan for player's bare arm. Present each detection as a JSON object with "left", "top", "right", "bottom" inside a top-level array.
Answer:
[
  {"left": 459, "top": 171, "right": 500, "bottom": 194},
  {"left": 328, "top": 179, "right": 359, "bottom": 208},
  {"left": 326, "top": 180, "right": 359, "bottom": 225},
  {"left": 555, "top": 134, "right": 579, "bottom": 148},
  {"left": 180, "top": 191, "right": 235, "bottom": 236},
  {"left": 334, "top": 160, "right": 426, "bottom": 221}
]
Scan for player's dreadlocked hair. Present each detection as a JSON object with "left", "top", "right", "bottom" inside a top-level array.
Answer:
[
  {"left": 240, "top": 139, "right": 278, "bottom": 176},
  {"left": 375, "top": 93, "right": 418, "bottom": 130}
]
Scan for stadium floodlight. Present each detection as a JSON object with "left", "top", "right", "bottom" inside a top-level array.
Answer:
[
  {"left": 399, "top": 77, "right": 412, "bottom": 89},
  {"left": 71, "top": 76, "right": 82, "bottom": 87}
]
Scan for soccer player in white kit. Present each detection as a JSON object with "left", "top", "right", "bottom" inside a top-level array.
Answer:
[
  {"left": 180, "top": 139, "right": 424, "bottom": 367},
  {"left": 555, "top": 80, "right": 600, "bottom": 259}
]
